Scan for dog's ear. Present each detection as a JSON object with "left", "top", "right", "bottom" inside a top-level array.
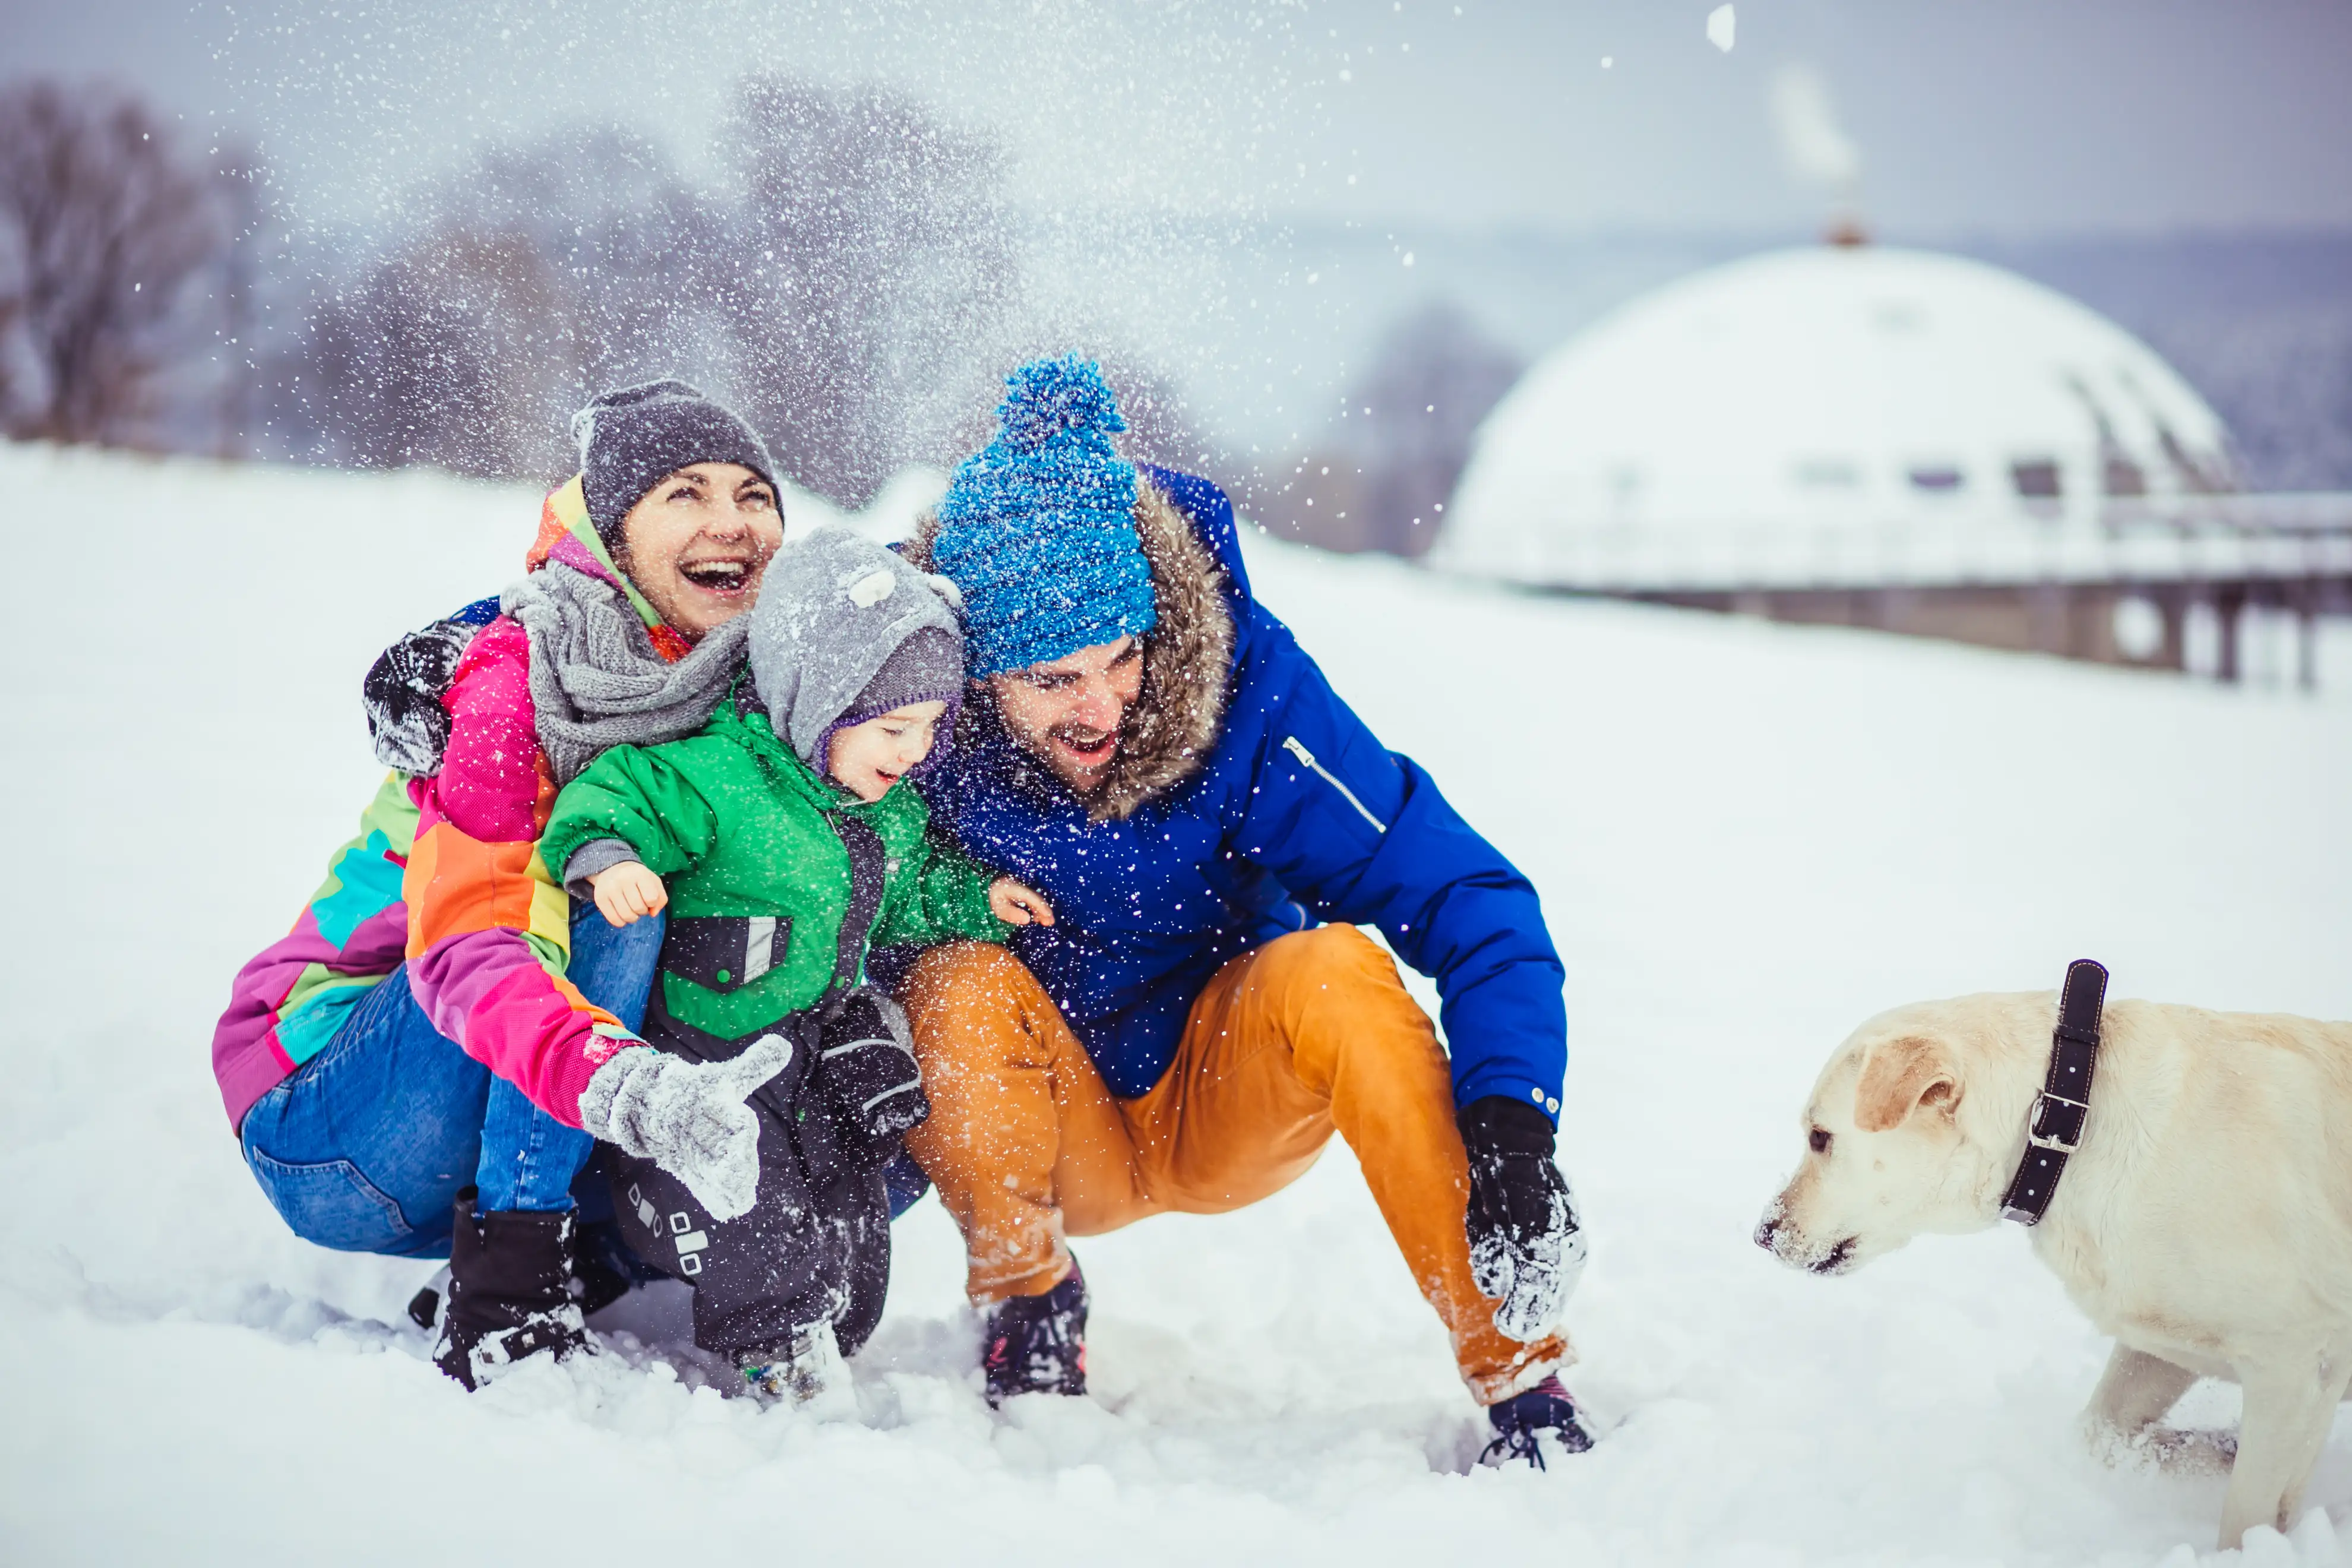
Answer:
[{"left": 1853, "top": 1035, "right": 1961, "bottom": 1133}]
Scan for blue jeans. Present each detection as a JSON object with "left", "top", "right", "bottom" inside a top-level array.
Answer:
[{"left": 239, "top": 906, "right": 663, "bottom": 1258}]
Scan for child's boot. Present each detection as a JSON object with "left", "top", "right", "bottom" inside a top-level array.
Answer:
[
  {"left": 431, "top": 1190, "right": 590, "bottom": 1390},
  {"left": 982, "top": 1260, "right": 1088, "bottom": 1406},
  {"left": 739, "top": 1320, "right": 853, "bottom": 1414}
]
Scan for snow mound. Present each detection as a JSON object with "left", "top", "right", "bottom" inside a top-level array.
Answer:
[{"left": 3, "top": 441, "right": 2350, "bottom": 1564}]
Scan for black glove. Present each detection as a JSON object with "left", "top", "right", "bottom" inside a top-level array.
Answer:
[
  {"left": 817, "top": 990, "right": 931, "bottom": 1158},
  {"left": 363, "top": 613, "right": 483, "bottom": 774},
  {"left": 1459, "top": 1095, "right": 1586, "bottom": 1341}
]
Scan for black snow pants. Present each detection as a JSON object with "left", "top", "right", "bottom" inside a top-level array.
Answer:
[{"left": 606, "top": 996, "right": 897, "bottom": 1364}]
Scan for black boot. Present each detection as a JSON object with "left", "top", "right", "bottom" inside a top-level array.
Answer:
[
  {"left": 982, "top": 1262, "right": 1088, "bottom": 1406},
  {"left": 431, "top": 1191, "right": 589, "bottom": 1390},
  {"left": 404, "top": 1233, "right": 629, "bottom": 1333},
  {"left": 1480, "top": 1376, "right": 1597, "bottom": 1469}
]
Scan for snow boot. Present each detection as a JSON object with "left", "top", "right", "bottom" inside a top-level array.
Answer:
[
  {"left": 431, "top": 1192, "right": 590, "bottom": 1391},
  {"left": 407, "top": 1224, "right": 632, "bottom": 1334},
  {"left": 1480, "top": 1376, "right": 1597, "bottom": 1469},
  {"left": 982, "top": 1262, "right": 1088, "bottom": 1406},
  {"left": 739, "top": 1320, "right": 853, "bottom": 1413}
]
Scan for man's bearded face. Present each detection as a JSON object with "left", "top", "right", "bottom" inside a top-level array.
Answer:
[{"left": 985, "top": 636, "right": 1146, "bottom": 796}]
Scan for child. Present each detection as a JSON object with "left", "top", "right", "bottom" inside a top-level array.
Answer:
[{"left": 546, "top": 526, "right": 1051, "bottom": 1401}]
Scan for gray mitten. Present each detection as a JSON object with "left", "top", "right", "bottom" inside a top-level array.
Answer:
[{"left": 578, "top": 1036, "right": 794, "bottom": 1223}]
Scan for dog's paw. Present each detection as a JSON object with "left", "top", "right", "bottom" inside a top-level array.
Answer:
[{"left": 2085, "top": 1415, "right": 2238, "bottom": 1476}]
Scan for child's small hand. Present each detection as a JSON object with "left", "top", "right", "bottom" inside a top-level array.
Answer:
[
  {"left": 989, "top": 877, "right": 1054, "bottom": 928},
  {"left": 590, "top": 861, "right": 669, "bottom": 928}
]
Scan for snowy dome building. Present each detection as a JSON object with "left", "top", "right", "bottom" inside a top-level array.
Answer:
[{"left": 1437, "top": 246, "right": 2237, "bottom": 592}]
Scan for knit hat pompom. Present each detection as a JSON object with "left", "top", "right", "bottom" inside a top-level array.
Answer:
[
  {"left": 932, "top": 355, "right": 1158, "bottom": 678},
  {"left": 995, "top": 355, "right": 1128, "bottom": 454},
  {"left": 572, "top": 379, "right": 780, "bottom": 548}
]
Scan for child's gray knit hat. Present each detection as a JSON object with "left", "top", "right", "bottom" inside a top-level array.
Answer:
[{"left": 748, "top": 527, "right": 967, "bottom": 771}]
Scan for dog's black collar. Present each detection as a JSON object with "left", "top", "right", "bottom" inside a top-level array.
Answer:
[{"left": 1999, "top": 959, "right": 2110, "bottom": 1226}]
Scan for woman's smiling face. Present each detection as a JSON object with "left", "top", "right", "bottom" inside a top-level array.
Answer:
[{"left": 612, "top": 462, "right": 785, "bottom": 642}]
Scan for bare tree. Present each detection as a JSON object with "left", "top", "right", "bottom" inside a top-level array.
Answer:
[
  {"left": 210, "top": 141, "right": 266, "bottom": 458},
  {"left": 300, "top": 126, "right": 725, "bottom": 477},
  {"left": 0, "top": 80, "right": 223, "bottom": 444},
  {"left": 306, "top": 226, "right": 580, "bottom": 478},
  {"left": 436, "top": 126, "right": 728, "bottom": 396},
  {"left": 1265, "top": 303, "right": 1523, "bottom": 556},
  {"left": 1342, "top": 304, "right": 1523, "bottom": 556},
  {"left": 284, "top": 85, "right": 1020, "bottom": 496},
  {"left": 0, "top": 262, "right": 23, "bottom": 422},
  {"left": 723, "top": 77, "right": 1019, "bottom": 508}
]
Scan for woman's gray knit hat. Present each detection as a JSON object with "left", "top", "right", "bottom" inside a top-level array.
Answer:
[
  {"left": 748, "top": 527, "right": 968, "bottom": 772},
  {"left": 571, "top": 380, "right": 780, "bottom": 547}
]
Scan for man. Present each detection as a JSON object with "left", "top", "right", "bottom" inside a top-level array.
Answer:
[{"left": 902, "top": 356, "right": 1592, "bottom": 1464}]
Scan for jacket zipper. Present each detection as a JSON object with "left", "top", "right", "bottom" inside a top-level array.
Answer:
[{"left": 1282, "top": 736, "right": 1388, "bottom": 834}]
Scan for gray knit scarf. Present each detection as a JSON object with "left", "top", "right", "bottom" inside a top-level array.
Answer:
[{"left": 502, "top": 561, "right": 752, "bottom": 785}]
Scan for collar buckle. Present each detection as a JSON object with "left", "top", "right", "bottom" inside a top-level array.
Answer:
[{"left": 2025, "top": 1088, "right": 2089, "bottom": 1154}]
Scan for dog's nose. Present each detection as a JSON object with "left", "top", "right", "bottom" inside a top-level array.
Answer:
[{"left": 1753, "top": 1216, "right": 1779, "bottom": 1251}]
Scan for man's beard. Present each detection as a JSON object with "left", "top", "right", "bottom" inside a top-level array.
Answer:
[{"left": 973, "top": 680, "right": 1133, "bottom": 801}]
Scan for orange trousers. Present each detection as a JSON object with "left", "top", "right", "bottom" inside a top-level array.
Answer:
[{"left": 900, "top": 924, "right": 1571, "bottom": 1405}]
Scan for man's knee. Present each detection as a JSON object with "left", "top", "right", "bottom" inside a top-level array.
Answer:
[
  {"left": 1253, "top": 924, "right": 1447, "bottom": 1083},
  {"left": 1258, "top": 923, "right": 1417, "bottom": 1013},
  {"left": 906, "top": 938, "right": 1035, "bottom": 991},
  {"left": 905, "top": 941, "right": 1031, "bottom": 1022},
  {"left": 902, "top": 940, "right": 1052, "bottom": 1077}
]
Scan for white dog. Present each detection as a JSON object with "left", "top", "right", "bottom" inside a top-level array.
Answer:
[{"left": 1756, "top": 973, "right": 2352, "bottom": 1549}]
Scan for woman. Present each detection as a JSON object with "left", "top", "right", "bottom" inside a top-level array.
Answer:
[{"left": 212, "top": 380, "right": 788, "bottom": 1389}]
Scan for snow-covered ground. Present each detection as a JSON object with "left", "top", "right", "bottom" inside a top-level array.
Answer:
[{"left": 4, "top": 440, "right": 2350, "bottom": 1566}]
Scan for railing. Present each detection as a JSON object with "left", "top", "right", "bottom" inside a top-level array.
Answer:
[{"left": 1448, "top": 494, "right": 2352, "bottom": 595}]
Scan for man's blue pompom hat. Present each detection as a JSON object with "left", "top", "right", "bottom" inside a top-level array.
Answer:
[{"left": 932, "top": 355, "right": 1159, "bottom": 678}]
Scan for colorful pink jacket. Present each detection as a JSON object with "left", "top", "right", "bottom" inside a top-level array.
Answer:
[{"left": 210, "top": 480, "right": 656, "bottom": 1131}]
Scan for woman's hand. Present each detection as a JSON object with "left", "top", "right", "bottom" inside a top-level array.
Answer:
[
  {"left": 590, "top": 861, "right": 669, "bottom": 928},
  {"left": 989, "top": 877, "right": 1054, "bottom": 927}
]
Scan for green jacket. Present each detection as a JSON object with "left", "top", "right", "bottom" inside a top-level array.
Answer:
[{"left": 541, "top": 694, "right": 1006, "bottom": 1042}]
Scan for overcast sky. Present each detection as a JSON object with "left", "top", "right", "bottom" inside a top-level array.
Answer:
[{"left": 5, "top": 0, "right": 2350, "bottom": 240}]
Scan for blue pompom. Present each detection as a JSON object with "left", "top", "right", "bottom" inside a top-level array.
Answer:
[{"left": 996, "top": 355, "right": 1127, "bottom": 453}]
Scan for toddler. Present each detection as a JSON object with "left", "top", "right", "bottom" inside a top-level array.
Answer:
[{"left": 546, "top": 526, "right": 1048, "bottom": 1399}]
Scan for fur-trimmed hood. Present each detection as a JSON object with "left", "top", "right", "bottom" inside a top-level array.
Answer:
[{"left": 903, "top": 474, "right": 1235, "bottom": 822}]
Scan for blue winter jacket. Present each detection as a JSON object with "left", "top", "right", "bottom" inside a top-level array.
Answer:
[{"left": 921, "top": 467, "right": 1569, "bottom": 1120}]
